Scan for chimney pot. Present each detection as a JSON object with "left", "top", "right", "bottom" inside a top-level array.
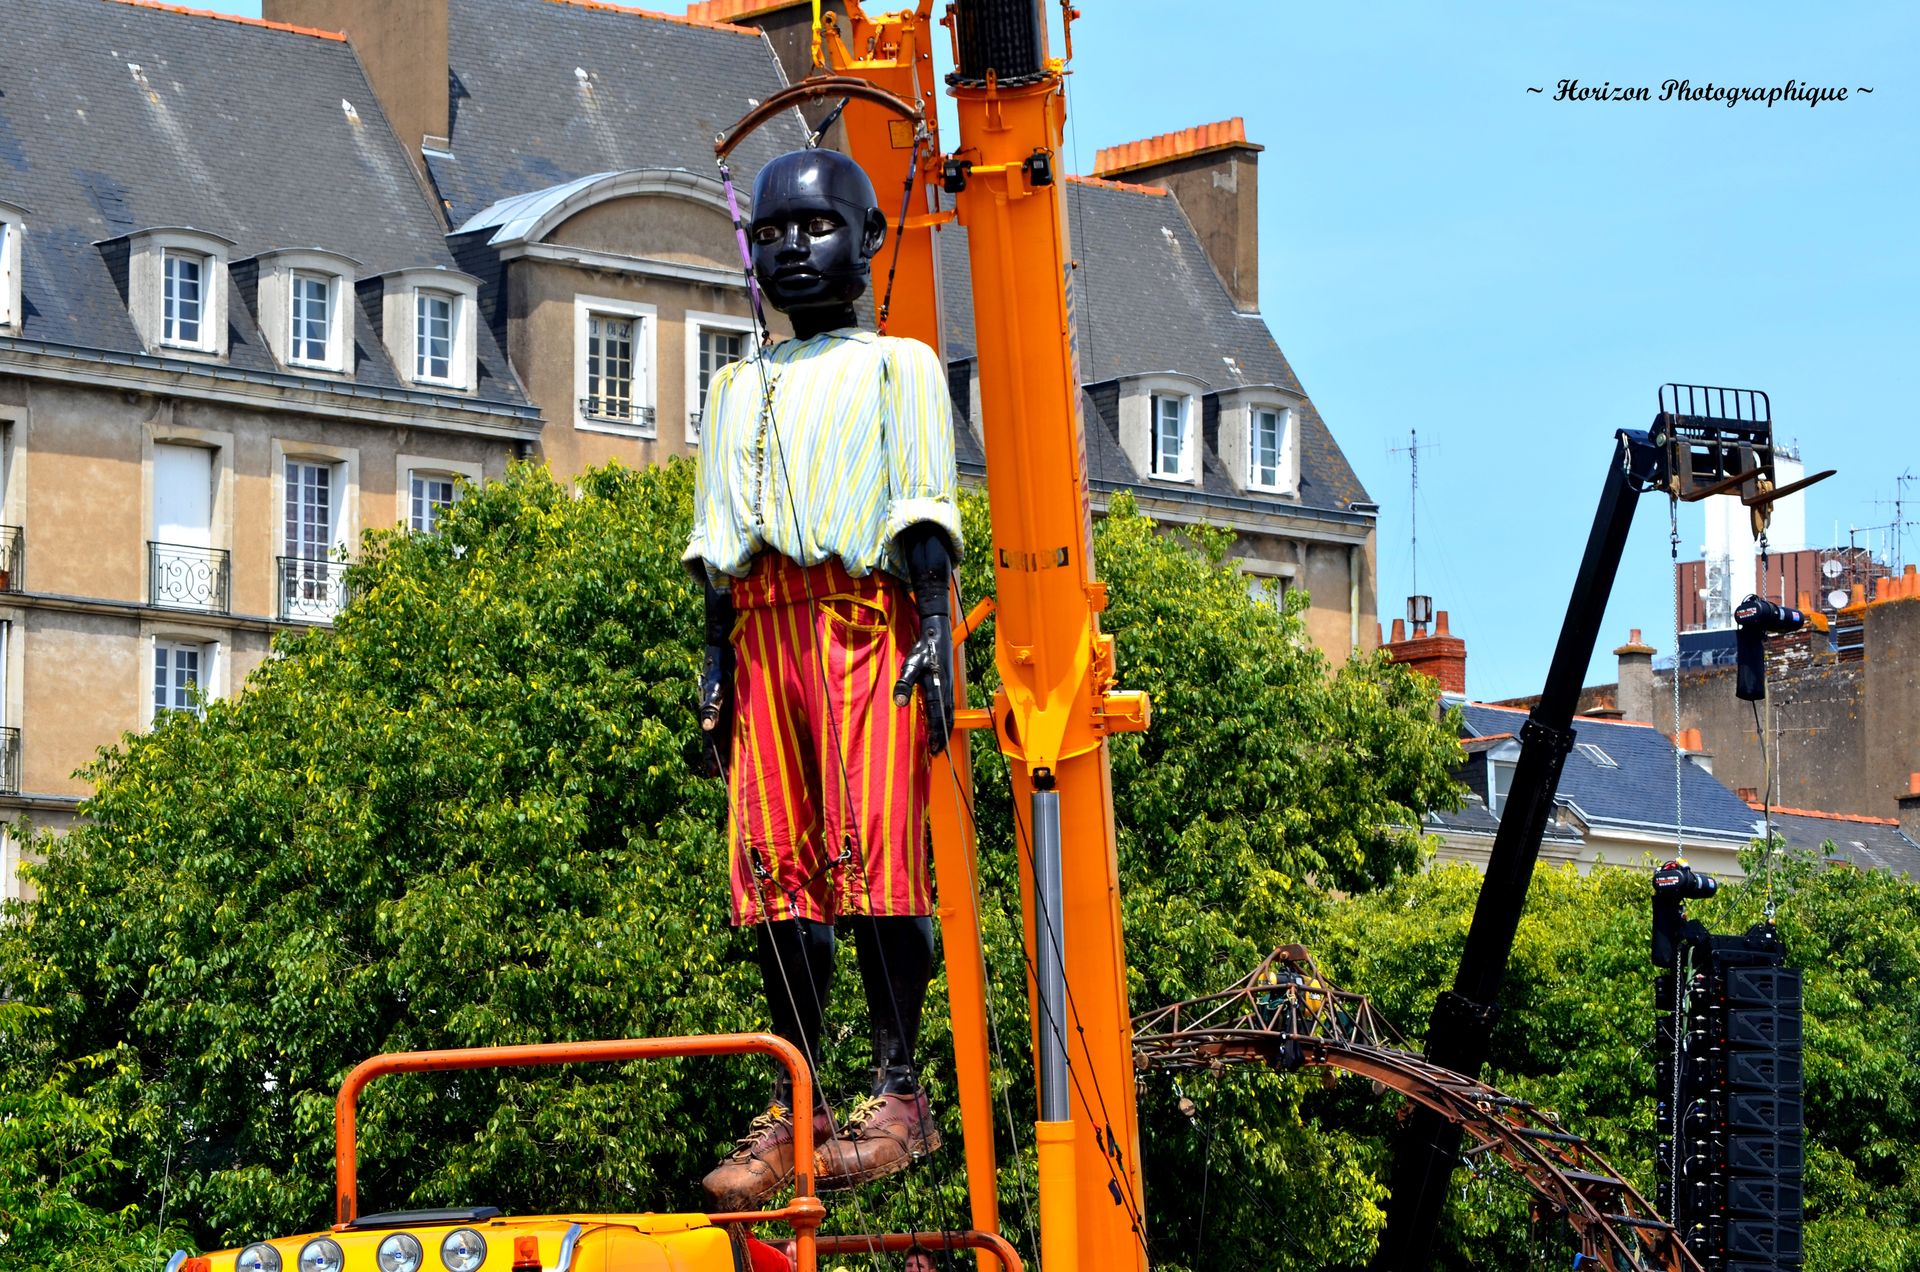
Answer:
[
  {"left": 1436, "top": 610, "right": 1451, "bottom": 636},
  {"left": 1390, "top": 618, "right": 1406, "bottom": 643},
  {"left": 1629, "top": 628, "right": 1641, "bottom": 643},
  {"left": 1738, "top": 786, "right": 1759, "bottom": 803}
]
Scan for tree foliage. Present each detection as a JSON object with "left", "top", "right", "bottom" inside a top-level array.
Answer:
[
  {"left": 1311, "top": 854, "right": 1920, "bottom": 1272},
  {"left": 2, "top": 460, "right": 1459, "bottom": 1269}
]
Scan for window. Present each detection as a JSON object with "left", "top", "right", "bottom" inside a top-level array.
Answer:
[
  {"left": 0, "top": 210, "right": 19, "bottom": 331},
  {"left": 286, "top": 460, "right": 334, "bottom": 562},
  {"left": 1151, "top": 393, "right": 1190, "bottom": 480},
  {"left": 290, "top": 272, "right": 333, "bottom": 366},
  {"left": 410, "top": 471, "right": 457, "bottom": 534},
  {"left": 586, "top": 314, "right": 636, "bottom": 421},
  {"left": 572, "top": 297, "right": 656, "bottom": 435},
  {"left": 415, "top": 289, "right": 454, "bottom": 382},
  {"left": 1488, "top": 759, "right": 1515, "bottom": 815},
  {"left": 1251, "top": 407, "right": 1291, "bottom": 491},
  {"left": 282, "top": 458, "right": 348, "bottom": 621},
  {"left": 1246, "top": 574, "right": 1287, "bottom": 606},
  {"left": 691, "top": 324, "right": 748, "bottom": 440},
  {"left": 151, "top": 443, "right": 228, "bottom": 612},
  {"left": 153, "top": 639, "right": 204, "bottom": 719},
  {"left": 163, "top": 250, "right": 206, "bottom": 347},
  {"left": 1575, "top": 741, "right": 1618, "bottom": 769}
]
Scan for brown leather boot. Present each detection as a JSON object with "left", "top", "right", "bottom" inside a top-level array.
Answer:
[
  {"left": 703, "top": 1102, "right": 834, "bottom": 1210},
  {"left": 814, "top": 1090, "right": 941, "bottom": 1189}
]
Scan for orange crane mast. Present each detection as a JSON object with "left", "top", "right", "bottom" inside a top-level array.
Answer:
[{"left": 824, "top": 4, "right": 1151, "bottom": 1270}]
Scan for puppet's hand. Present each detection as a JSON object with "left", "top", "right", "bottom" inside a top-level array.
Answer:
[
  {"left": 697, "top": 644, "right": 735, "bottom": 776},
  {"left": 893, "top": 614, "right": 954, "bottom": 757}
]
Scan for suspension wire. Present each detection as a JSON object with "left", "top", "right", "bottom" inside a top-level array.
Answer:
[
  {"left": 922, "top": 595, "right": 1155, "bottom": 1262},
  {"left": 933, "top": 676, "right": 1152, "bottom": 1268},
  {"left": 1752, "top": 698, "right": 1779, "bottom": 923},
  {"left": 1003, "top": 773, "right": 1154, "bottom": 1253},
  {"left": 1667, "top": 943, "right": 1692, "bottom": 1224},
  {"left": 711, "top": 159, "right": 957, "bottom": 1250},
  {"left": 1167, "top": 1076, "right": 1316, "bottom": 1267},
  {"left": 1669, "top": 498, "right": 1685, "bottom": 861},
  {"left": 875, "top": 130, "right": 925, "bottom": 336},
  {"left": 1754, "top": 532, "right": 1780, "bottom": 924},
  {"left": 932, "top": 612, "right": 1040, "bottom": 1264}
]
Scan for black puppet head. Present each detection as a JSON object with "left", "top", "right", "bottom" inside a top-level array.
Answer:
[{"left": 750, "top": 149, "right": 887, "bottom": 316}]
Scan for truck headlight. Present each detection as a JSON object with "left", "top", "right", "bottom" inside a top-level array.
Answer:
[
  {"left": 440, "top": 1229, "right": 487, "bottom": 1272},
  {"left": 236, "top": 1245, "right": 282, "bottom": 1272},
  {"left": 297, "top": 1238, "right": 344, "bottom": 1272},
  {"left": 376, "top": 1233, "right": 423, "bottom": 1272}
]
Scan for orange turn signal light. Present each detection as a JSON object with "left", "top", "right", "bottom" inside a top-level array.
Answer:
[
  {"left": 182, "top": 1260, "right": 211, "bottom": 1272},
  {"left": 512, "top": 1234, "right": 542, "bottom": 1270}
]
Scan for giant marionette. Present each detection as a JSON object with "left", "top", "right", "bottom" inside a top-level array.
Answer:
[{"left": 684, "top": 147, "right": 960, "bottom": 1210}]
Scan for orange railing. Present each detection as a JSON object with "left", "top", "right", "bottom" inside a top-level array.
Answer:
[{"left": 332, "top": 1034, "right": 825, "bottom": 1268}]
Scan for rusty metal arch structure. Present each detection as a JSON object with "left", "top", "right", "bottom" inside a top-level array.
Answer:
[{"left": 1132, "top": 947, "right": 1702, "bottom": 1272}]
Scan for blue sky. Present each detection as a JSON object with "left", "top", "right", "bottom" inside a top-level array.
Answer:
[{"left": 212, "top": 0, "right": 1917, "bottom": 699}]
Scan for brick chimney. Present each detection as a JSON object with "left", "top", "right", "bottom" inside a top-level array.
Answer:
[
  {"left": 1093, "top": 118, "right": 1265, "bottom": 312},
  {"left": 1383, "top": 605, "right": 1468, "bottom": 695},
  {"left": 1613, "top": 628, "right": 1657, "bottom": 724},
  {"left": 264, "top": 0, "right": 448, "bottom": 178}
]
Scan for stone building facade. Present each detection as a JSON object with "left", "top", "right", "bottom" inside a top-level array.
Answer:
[{"left": 0, "top": 1, "right": 543, "bottom": 898}]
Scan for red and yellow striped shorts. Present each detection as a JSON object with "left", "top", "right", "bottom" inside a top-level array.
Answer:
[{"left": 726, "top": 554, "right": 932, "bottom": 926}]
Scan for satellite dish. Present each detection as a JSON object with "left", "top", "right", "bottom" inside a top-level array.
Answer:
[
  {"left": 1822, "top": 558, "right": 1845, "bottom": 579},
  {"left": 1827, "top": 589, "right": 1850, "bottom": 610}
]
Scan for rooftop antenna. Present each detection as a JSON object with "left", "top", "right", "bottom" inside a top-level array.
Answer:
[
  {"left": 1871, "top": 469, "right": 1917, "bottom": 570},
  {"left": 1388, "top": 429, "right": 1437, "bottom": 624}
]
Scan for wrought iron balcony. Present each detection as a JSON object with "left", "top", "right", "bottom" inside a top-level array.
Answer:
[
  {"left": 277, "top": 555, "right": 352, "bottom": 623},
  {"left": 0, "top": 726, "right": 18, "bottom": 796},
  {"left": 0, "top": 525, "right": 21, "bottom": 592},
  {"left": 149, "top": 541, "right": 232, "bottom": 613},
  {"left": 579, "top": 398, "right": 655, "bottom": 430}
]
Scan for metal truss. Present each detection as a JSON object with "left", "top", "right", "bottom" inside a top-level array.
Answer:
[{"left": 1132, "top": 946, "right": 1702, "bottom": 1272}]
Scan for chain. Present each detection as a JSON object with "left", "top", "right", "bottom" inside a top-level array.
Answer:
[{"left": 1669, "top": 498, "right": 1684, "bottom": 859}]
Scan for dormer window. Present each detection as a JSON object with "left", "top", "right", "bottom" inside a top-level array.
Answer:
[
  {"left": 1250, "top": 406, "right": 1293, "bottom": 492},
  {"left": 243, "top": 249, "right": 357, "bottom": 375},
  {"left": 415, "top": 289, "right": 455, "bottom": 382},
  {"left": 1151, "top": 393, "right": 1191, "bottom": 480},
  {"left": 0, "top": 201, "right": 25, "bottom": 332},
  {"left": 364, "top": 267, "right": 479, "bottom": 392},
  {"left": 291, "top": 273, "right": 333, "bottom": 364},
  {"left": 1209, "top": 385, "right": 1303, "bottom": 495},
  {"left": 96, "top": 227, "right": 235, "bottom": 359},
  {"left": 162, "top": 250, "right": 206, "bottom": 346}
]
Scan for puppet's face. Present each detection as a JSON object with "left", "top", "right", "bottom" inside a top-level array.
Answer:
[{"left": 750, "top": 149, "right": 886, "bottom": 316}]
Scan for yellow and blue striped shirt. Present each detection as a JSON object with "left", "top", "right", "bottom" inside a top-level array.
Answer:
[{"left": 685, "top": 328, "right": 964, "bottom": 582}]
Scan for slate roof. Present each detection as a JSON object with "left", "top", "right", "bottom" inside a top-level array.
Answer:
[
  {"left": 428, "top": 0, "right": 806, "bottom": 228},
  {"left": 1456, "top": 702, "right": 1759, "bottom": 843},
  {"left": 935, "top": 177, "right": 1371, "bottom": 519},
  {"left": 0, "top": 0, "right": 525, "bottom": 408},
  {"left": 1758, "top": 805, "right": 1920, "bottom": 878}
]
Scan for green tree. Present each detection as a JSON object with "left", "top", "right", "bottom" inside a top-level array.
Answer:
[
  {"left": 1310, "top": 854, "right": 1920, "bottom": 1271},
  {"left": 0, "top": 463, "right": 1463, "bottom": 1270}
]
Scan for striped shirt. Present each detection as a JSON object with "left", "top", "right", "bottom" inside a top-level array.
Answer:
[{"left": 685, "top": 327, "right": 964, "bottom": 583}]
